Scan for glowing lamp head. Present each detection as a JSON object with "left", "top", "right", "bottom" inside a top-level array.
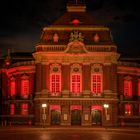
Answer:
[
  {"left": 103, "top": 104, "right": 109, "bottom": 108},
  {"left": 42, "top": 104, "right": 47, "bottom": 108},
  {"left": 72, "top": 19, "right": 79, "bottom": 25}
]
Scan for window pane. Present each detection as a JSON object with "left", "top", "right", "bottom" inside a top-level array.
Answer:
[
  {"left": 91, "top": 74, "right": 102, "bottom": 94},
  {"left": 10, "top": 104, "right": 15, "bottom": 115},
  {"left": 21, "top": 104, "right": 28, "bottom": 115}
]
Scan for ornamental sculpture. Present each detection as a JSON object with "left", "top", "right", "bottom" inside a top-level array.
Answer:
[{"left": 69, "top": 31, "right": 84, "bottom": 42}]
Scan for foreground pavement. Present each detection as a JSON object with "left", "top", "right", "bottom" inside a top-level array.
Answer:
[
  {"left": 0, "top": 126, "right": 140, "bottom": 140},
  {"left": 0, "top": 126, "right": 140, "bottom": 134}
]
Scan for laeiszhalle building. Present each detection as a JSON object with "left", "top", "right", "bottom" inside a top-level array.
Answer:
[{"left": 0, "top": 1, "right": 140, "bottom": 127}]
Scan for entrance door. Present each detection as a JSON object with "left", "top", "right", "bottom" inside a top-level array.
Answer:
[
  {"left": 51, "top": 110, "right": 61, "bottom": 125},
  {"left": 71, "top": 109, "right": 81, "bottom": 125},
  {"left": 91, "top": 110, "right": 102, "bottom": 125}
]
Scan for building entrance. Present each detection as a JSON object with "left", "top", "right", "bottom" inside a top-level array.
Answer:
[
  {"left": 71, "top": 109, "right": 81, "bottom": 125},
  {"left": 91, "top": 110, "right": 102, "bottom": 125},
  {"left": 51, "top": 110, "right": 61, "bottom": 125}
]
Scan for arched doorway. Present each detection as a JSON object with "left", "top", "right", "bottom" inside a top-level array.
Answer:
[
  {"left": 71, "top": 105, "right": 82, "bottom": 125},
  {"left": 91, "top": 106, "right": 102, "bottom": 125},
  {"left": 50, "top": 105, "right": 61, "bottom": 125}
]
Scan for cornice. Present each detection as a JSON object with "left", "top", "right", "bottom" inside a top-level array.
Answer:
[
  {"left": 33, "top": 51, "right": 120, "bottom": 64},
  {"left": 43, "top": 26, "right": 109, "bottom": 31}
]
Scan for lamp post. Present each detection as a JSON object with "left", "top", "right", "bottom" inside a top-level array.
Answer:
[
  {"left": 42, "top": 103, "right": 47, "bottom": 127},
  {"left": 103, "top": 104, "right": 109, "bottom": 121}
]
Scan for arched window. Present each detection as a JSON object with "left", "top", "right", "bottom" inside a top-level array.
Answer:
[
  {"left": 70, "top": 64, "right": 82, "bottom": 95},
  {"left": 21, "top": 74, "right": 29, "bottom": 97},
  {"left": 124, "top": 76, "right": 132, "bottom": 97},
  {"left": 10, "top": 104, "right": 15, "bottom": 115},
  {"left": 125, "top": 104, "right": 132, "bottom": 116},
  {"left": 9, "top": 77, "right": 16, "bottom": 97},
  {"left": 91, "top": 64, "right": 103, "bottom": 95},
  {"left": 50, "top": 64, "right": 61, "bottom": 95},
  {"left": 21, "top": 103, "right": 28, "bottom": 115}
]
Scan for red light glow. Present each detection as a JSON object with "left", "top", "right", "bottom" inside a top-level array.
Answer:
[
  {"left": 10, "top": 80, "right": 16, "bottom": 96},
  {"left": 71, "top": 74, "right": 81, "bottom": 94},
  {"left": 21, "top": 104, "right": 28, "bottom": 115},
  {"left": 138, "top": 80, "right": 140, "bottom": 96},
  {"left": 124, "top": 80, "right": 132, "bottom": 97},
  {"left": 21, "top": 79, "right": 29, "bottom": 96},
  {"left": 91, "top": 74, "right": 102, "bottom": 94},
  {"left": 91, "top": 105, "right": 103, "bottom": 111},
  {"left": 50, "top": 105, "right": 61, "bottom": 110},
  {"left": 71, "top": 105, "right": 82, "bottom": 110},
  {"left": 50, "top": 74, "right": 61, "bottom": 93},
  {"left": 10, "top": 104, "right": 15, "bottom": 115},
  {"left": 125, "top": 104, "right": 132, "bottom": 116},
  {"left": 72, "top": 19, "right": 80, "bottom": 25}
]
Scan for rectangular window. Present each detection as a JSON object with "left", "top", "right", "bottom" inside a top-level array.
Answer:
[
  {"left": 21, "top": 79, "right": 29, "bottom": 96},
  {"left": 21, "top": 104, "right": 28, "bottom": 115},
  {"left": 71, "top": 74, "right": 81, "bottom": 93},
  {"left": 124, "top": 80, "right": 132, "bottom": 97},
  {"left": 91, "top": 74, "right": 102, "bottom": 94},
  {"left": 125, "top": 104, "right": 132, "bottom": 116},
  {"left": 50, "top": 74, "right": 61, "bottom": 93},
  {"left": 10, "top": 104, "right": 15, "bottom": 115},
  {"left": 10, "top": 81, "right": 16, "bottom": 96}
]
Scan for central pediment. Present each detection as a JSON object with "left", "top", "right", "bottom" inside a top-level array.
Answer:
[{"left": 65, "top": 40, "right": 88, "bottom": 53}]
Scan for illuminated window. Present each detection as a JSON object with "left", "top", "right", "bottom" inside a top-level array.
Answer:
[
  {"left": 10, "top": 104, "right": 15, "bottom": 115},
  {"left": 21, "top": 104, "right": 28, "bottom": 115},
  {"left": 91, "top": 64, "right": 103, "bottom": 95},
  {"left": 50, "top": 64, "right": 61, "bottom": 95},
  {"left": 138, "top": 80, "right": 140, "bottom": 96},
  {"left": 71, "top": 74, "right": 81, "bottom": 93},
  {"left": 21, "top": 75, "right": 29, "bottom": 97},
  {"left": 91, "top": 74, "right": 102, "bottom": 94},
  {"left": 70, "top": 64, "right": 82, "bottom": 95},
  {"left": 10, "top": 77, "right": 16, "bottom": 96},
  {"left": 50, "top": 74, "right": 61, "bottom": 93},
  {"left": 124, "top": 78, "right": 132, "bottom": 97},
  {"left": 125, "top": 104, "right": 132, "bottom": 116}
]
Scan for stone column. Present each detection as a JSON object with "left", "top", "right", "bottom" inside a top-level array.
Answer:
[
  {"left": 35, "top": 63, "right": 42, "bottom": 93},
  {"left": 61, "top": 105, "right": 71, "bottom": 126},
  {"left": 82, "top": 105, "right": 91, "bottom": 126},
  {"left": 103, "top": 64, "right": 112, "bottom": 97},
  {"left": 62, "top": 65, "right": 70, "bottom": 97},
  {"left": 42, "top": 65, "right": 47, "bottom": 90},
  {"left": 110, "top": 64, "right": 117, "bottom": 93}
]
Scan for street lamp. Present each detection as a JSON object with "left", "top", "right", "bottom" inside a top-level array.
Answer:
[
  {"left": 42, "top": 103, "right": 47, "bottom": 127},
  {"left": 103, "top": 104, "right": 109, "bottom": 121}
]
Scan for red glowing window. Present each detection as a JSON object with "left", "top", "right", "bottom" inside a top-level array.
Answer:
[
  {"left": 10, "top": 78, "right": 16, "bottom": 96},
  {"left": 10, "top": 104, "right": 15, "bottom": 115},
  {"left": 21, "top": 79, "right": 29, "bottom": 96},
  {"left": 21, "top": 104, "right": 28, "bottom": 115},
  {"left": 125, "top": 104, "right": 132, "bottom": 116},
  {"left": 138, "top": 80, "right": 140, "bottom": 96},
  {"left": 50, "top": 74, "right": 61, "bottom": 93},
  {"left": 91, "top": 74, "right": 102, "bottom": 94},
  {"left": 71, "top": 74, "right": 81, "bottom": 93},
  {"left": 124, "top": 80, "right": 132, "bottom": 97}
]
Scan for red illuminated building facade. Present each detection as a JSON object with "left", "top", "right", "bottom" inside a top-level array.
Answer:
[{"left": 0, "top": 1, "right": 140, "bottom": 127}]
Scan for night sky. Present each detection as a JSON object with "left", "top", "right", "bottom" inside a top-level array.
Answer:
[{"left": 0, "top": 0, "right": 140, "bottom": 56}]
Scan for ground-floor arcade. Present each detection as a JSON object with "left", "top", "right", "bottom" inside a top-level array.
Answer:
[{"left": 34, "top": 99, "right": 118, "bottom": 127}]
